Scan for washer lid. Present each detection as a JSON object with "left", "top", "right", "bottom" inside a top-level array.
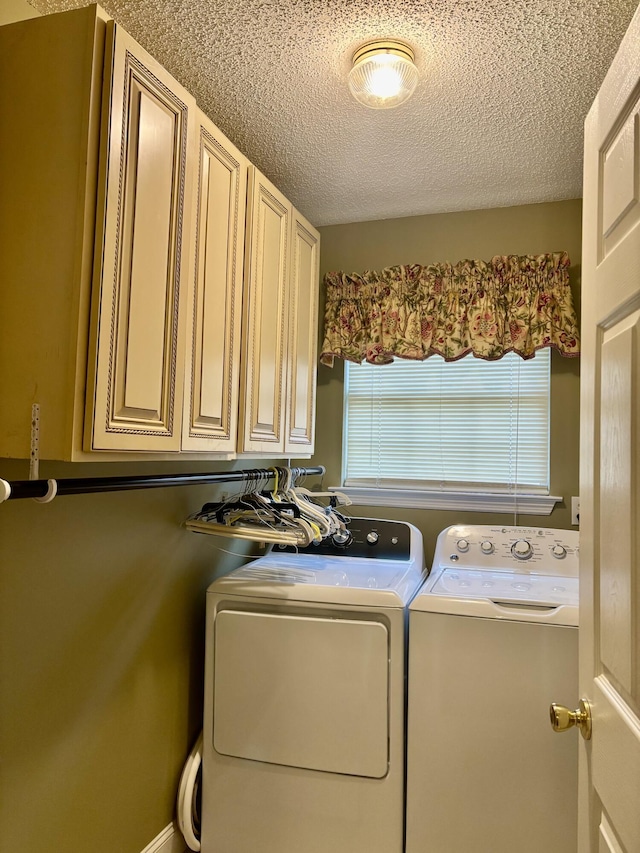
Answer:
[
  {"left": 411, "top": 567, "right": 579, "bottom": 626},
  {"left": 208, "top": 553, "right": 425, "bottom": 607}
]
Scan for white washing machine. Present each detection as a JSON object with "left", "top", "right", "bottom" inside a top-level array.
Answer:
[
  {"left": 406, "top": 524, "right": 579, "bottom": 853},
  {"left": 201, "top": 518, "right": 425, "bottom": 853}
]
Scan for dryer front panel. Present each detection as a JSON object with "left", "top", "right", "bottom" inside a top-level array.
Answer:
[{"left": 213, "top": 610, "right": 389, "bottom": 778}]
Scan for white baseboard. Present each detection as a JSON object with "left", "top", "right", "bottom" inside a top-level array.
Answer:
[{"left": 140, "top": 823, "right": 187, "bottom": 853}]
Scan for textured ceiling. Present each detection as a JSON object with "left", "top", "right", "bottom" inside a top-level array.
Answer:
[{"left": 30, "top": 0, "right": 639, "bottom": 226}]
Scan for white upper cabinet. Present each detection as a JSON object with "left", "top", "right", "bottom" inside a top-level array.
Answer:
[
  {"left": 0, "top": 5, "right": 108, "bottom": 461},
  {"left": 0, "top": 6, "right": 319, "bottom": 462},
  {"left": 285, "top": 208, "right": 320, "bottom": 455},
  {"left": 0, "top": 6, "right": 195, "bottom": 460},
  {"left": 88, "top": 20, "right": 195, "bottom": 452},
  {"left": 239, "top": 167, "right": 291, "bottom": 454},
  {"left": 181, "top": 109, "right": 248, "bottom": 454},
  {"left": 238, "top": 168, "right": 320, "bottom": 457}
]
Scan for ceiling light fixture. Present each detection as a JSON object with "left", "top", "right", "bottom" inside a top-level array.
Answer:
[{"left": 348, "top": 40, "right": 418, "bottom": 109}]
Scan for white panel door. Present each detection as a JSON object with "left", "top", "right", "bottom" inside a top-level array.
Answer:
[
  {"left": 284, "top": 208, "right": 320, "bottom": 456},
  {"left": 239, "top": 167, "right": 290, "bottom": 453},
  {"left": 213, "top": 610, "right": 389, "bottom": 778},
  {"left": 182, "top": 109, "right": 247, "bottom": 452},
  {"left": 580, "top": 5, "right": 640, "bottom": 850},
  {"left": 88, "top": 22, "right": 194, "bottom": 451}
]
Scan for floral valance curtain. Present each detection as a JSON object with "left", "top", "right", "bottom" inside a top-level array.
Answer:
[{"left": 320, "top": 252, "right": 580, "bottom": 366}]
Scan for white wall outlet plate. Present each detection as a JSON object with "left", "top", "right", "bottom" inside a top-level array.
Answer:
[{"left": 571, "top": 496, "right": 580, "bottom": 526}]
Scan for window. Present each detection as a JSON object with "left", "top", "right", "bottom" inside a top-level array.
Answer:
[{"left": 341, "top": 349, "right": 558, "bottom": 513}]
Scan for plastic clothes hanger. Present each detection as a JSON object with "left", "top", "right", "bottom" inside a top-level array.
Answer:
[
  {"left": 186, "top": 468, "right": 320, "bottom": 546},
  {"left": 283, "top": 469, "right": 351, "bottom": 540}
]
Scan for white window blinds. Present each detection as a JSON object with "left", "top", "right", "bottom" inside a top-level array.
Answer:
[{"left": 343, "top": 350, "right": 550, "bottom": 494}]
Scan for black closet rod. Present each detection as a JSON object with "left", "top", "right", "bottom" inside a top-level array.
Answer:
[{"left": 0, "top": 465, "right": 325, "bottom": 502}]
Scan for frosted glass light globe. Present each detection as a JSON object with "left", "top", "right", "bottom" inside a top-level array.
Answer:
[{"left": 348, "top": 41, "right": 418, "bottom": 109}]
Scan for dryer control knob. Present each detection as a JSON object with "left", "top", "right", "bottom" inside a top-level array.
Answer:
[
  {"left": 551, "top": 544, "right": 567, "bottom": 559},
  {"left": 480, "top": 540, "right": 494, "bottom": 554},
  {"left": 332, "top": 529, "right": 351, "bottom": 546},
  {"left": 457, "top": 538, "right": 470, "bottom": 552},
  {"left": 366, "top": 531, "right": 379, "bottom": 545},
  {"left": 511, "top": 539, "right": 533, "bottom": 560}
]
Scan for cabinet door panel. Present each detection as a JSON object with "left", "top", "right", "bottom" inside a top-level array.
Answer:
[
  {"left": 88, "top": 23, "right": 193, "bottom": 451},
  {"left": 240, "top": 169, "right": 290, "bottom": 452},
  {"left": 285, "top": 210, "right": 320, "bottom": 454},
  {"left": 182, "top": 111, "right": 246, "bottom": 452},
  {"left": 119, "top": 86, "right": 174, "bottom": 418}
]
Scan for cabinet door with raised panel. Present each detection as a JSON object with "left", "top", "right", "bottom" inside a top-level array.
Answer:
[
  {"left": 182, "top": 110, "right": 247, "bottom": 453},
  {"left": 87, "top": 21, "right": 194, "bottom": 452},
  {"left": 239, "top": 167, "right": 291, "bottom": 454},
  {"left": 284, "top": 209, "right": 320, "bottom": 455}
]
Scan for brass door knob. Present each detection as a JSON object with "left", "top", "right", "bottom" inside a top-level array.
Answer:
[{"left": 549, "top": 698, "right": 592, "bottom": 740}]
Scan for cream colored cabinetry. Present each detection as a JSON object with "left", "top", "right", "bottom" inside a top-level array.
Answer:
[
  {"left": 87, "top": 19, "right": 195, "bottom": 452},
  {"left": 0, "top": 6, "right": 195, "bottom": 460},
  {"left": 0, "top": 6, "right": 107, "bottom": 461},
  {"left": 239, "top": 168, "right": 291, "bottom": 454},
  {"left": 0, "top": 7, "right": 319, "bottom": 462},
  {"left": 181, "top": 111, "right": 248, "bottom": 454},
  {"left": 239, "top": 168, "right": 319, "bottom": 457},
  {"left": 285, "top": 208, "right": 320, "bottom": 455}
]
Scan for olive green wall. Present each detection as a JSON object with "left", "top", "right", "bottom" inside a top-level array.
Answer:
[
  {"left": 0, "top": 457, "right": 269, "bottom": 852},
  {"left": 310, "top": 199, "right": 582, "bottom": 566}
]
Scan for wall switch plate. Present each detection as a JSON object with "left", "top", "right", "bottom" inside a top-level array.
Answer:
[{"left": 571, "top": 496, "right": 580, "bottom": 526}]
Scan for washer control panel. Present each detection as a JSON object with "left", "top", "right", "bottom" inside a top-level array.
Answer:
[{"left": 439, "top": 525, "right": 579, "bottom": 576}]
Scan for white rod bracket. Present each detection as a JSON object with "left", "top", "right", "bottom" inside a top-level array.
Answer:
[
  {"left": 0, "top": 479, "right": 12, "bottom": 503},
  {"left": 33, "top": 478, "right": 58, "bottom": 504}
]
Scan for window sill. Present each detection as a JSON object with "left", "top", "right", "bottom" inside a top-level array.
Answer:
[{"left": 330, "top": 487, "right": 562, "bottom": 515}]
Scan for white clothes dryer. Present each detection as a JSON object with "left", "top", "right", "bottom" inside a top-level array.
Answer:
[
  {"left": 406, "top": 524, "right": 579, "bottom": 853},
  {"left": 201, "top": 518, "right": 425, "bottom": 853}
]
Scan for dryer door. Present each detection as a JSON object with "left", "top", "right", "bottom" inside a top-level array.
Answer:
[{"left": 213, "top": 610, "right": 389, "bottom": 778}]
